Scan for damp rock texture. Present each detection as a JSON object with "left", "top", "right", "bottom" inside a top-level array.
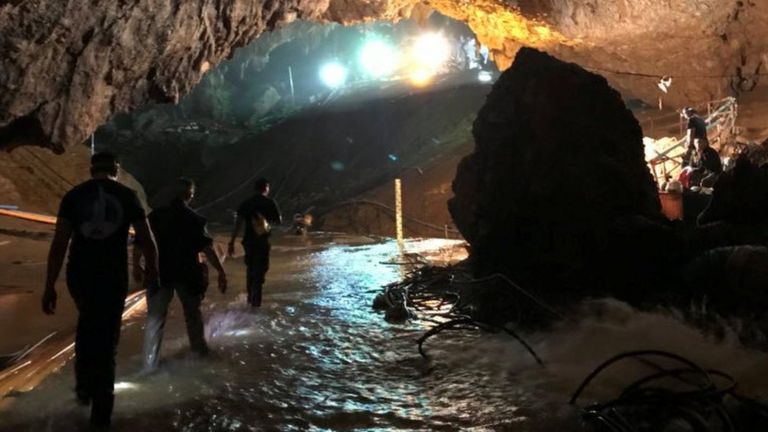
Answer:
[
  {"left": 0, "top": 0, "right": 329, "bottom": 153},
  {"left": 449, "top": 48, "right": 666, "bottom": 301},
  {"left": 2, "top": 0, "right": 768, "bottom": 152}
]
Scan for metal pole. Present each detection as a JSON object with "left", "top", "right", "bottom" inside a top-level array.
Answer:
[
  {"left": 90, "top": 133, "right": 95, "bottom": 155},
  {"left": 288, "top": 66, "right": 295, "bottom": 106},
  {"left": 394, "top": 178, "right": 403, "bottom": 245}
]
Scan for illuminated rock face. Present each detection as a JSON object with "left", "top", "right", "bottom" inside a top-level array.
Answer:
[
  {"left": 1, "top": 0, "right": 767, "bottom": 152},
  {"left": 449, "top": 48, "right": 664, "bottom": 298},
  {"left": 437, "top": 0, "right": 767, "bottom": 106},
  {"left": 0, "top": 0, "right": 329, "bottom": 152}
]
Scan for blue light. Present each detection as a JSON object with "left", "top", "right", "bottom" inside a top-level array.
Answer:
[{"left": 319, "top": 62, "right": 348, "bottom": 89}]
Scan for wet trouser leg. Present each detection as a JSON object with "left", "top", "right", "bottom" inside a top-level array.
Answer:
[
  {"left": 68, "top": 275, "right": 126, "bottom": 429},
  {"left": 175, "top": 284, "right": 208, "bottom": 356},
  {"left": 142, "top": 285, "right": 174, "bottom": 370},
  {"left": 244, "top": 239, "right": 270, "bottom": 307}
]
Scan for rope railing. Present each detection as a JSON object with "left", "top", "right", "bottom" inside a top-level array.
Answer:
[{"left": 651, "top": 97, "right": 737, "bottom": 161}]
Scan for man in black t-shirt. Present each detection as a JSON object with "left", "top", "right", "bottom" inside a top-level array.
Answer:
[
  {"left": 681, "top": 107, "right": 722, "bottom": 188},
  {"left": 139, "top": 178, "right": 227, "bottom": 371},
  {"left": 228, "top": 178, "right": 282, "bottom": 307},
  {"left": 43, "top": 152, "right": 158, "bottom": 430},
  {"left": 682, "top": 107, "right": 708, "bottom": 148}
]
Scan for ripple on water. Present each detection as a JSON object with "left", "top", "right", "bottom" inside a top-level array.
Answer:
[{"left": 2, "top": 238, "right": 768, "bottom": 431}]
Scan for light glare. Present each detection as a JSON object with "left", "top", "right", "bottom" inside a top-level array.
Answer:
[
  {"left": 360, "top": 39, "right": 398, "bottom": 77},
  {"left": 114, "top": 381, "right": 139, "bottom": 392},
  {"left": 412, "top": 33, "right": 451, "bottom": 71},
  {"left": 408, "top": 68, "right": 433, "bottom": 87},
  {"left": 319, "top": 62, "right": 348, "bottom": 89},
  {"left": 478, "top": 71, "right": 493, "bottom": 82}
]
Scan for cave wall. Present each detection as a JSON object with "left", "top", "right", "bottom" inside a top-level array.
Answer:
[
  {"left": 0, "top": 144, "right": 148, "bottom": 214},
  {"left": 2, "top": 0, "right": 768, "bottom": 152},
  {"left": 0, "top": 0, "right": 330, "bottom": 152},
  {"left": 433, "top": 0, "right": 768, "bottom": 105}
]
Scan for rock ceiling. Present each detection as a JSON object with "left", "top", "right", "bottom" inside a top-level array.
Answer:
[{"left": 1, "top": 0, "right": 766, "bottom": 152}]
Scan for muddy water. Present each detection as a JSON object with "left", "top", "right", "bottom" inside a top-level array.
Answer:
[{"left": 2, "top": 234, "right": 768, "bottom": 431}]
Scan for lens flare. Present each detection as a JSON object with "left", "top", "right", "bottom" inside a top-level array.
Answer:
[
  {"left": 408, "top": 68, "right": 433, "bottom": 87},
  {"left": 411, "top": 33, "right": 450, "bottom": 71},
  {"left": 359, "top": 39, "right": 398, "bottom": 78},
  {"left": 319, "top": 62, "right": 348, "bottom": 89},
  {"left": 403, "top": 32, "right": 450, "bottom": 88}
]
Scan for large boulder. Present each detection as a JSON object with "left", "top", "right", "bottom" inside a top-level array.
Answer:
[{"left": 449, "top": 48, "right": 664, "bottom": 301}]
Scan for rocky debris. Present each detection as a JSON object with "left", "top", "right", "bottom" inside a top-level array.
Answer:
[{"left": 449, "top": 47, "right": 664, "bottom": 300}]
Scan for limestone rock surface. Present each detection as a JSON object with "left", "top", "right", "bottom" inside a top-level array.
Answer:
[
  {"left": 2, "top": 0, "right": 768, "bottom": 152},
  {"left": 448, "top": 47, "right": 663, "bottom": 299},
  {"left": 0, "top": 0, "right": 330, "bottom": 152}
]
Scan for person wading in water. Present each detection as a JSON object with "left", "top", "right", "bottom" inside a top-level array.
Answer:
[
  {"left": 43, "top": 152, "right": 159, "bottom": 431},
  {"left": 228, "top": 178, "right": 281, "bottom": 308},
  {"left": 137, "top": 178, "right": 227, "bottom": 372}
]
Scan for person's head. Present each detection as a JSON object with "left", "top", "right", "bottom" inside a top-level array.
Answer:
[
  {"left": 174, "top": 177, "right": 196, "bottom": 205},
  {"left": 681, "top": 107, "right": 696, "bottom": 119},
  {"left": 254, "top": 178, "right": 270, "bottom": 196},
  {"left": 90, "top": 152, "right": 120, "bottom": 179}
]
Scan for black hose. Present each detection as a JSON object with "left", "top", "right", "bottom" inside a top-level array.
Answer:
[
  {"left": 619, "top": 368, "right": 734, "bottom": 400},
  {"left": 416, "top": 317, "right": 544, "bottom": 367},
  {"left": 493, "top": 324, "right": 545, "bottom": 367},
  {"left": 570, "top": 350, "right": 715, "bottom": 405},
  {"left": 417, "top": 317, "right": 475, "bottom": 358},
  {"left": 573, "top": 350, "right": 768, "bottom": 432}
]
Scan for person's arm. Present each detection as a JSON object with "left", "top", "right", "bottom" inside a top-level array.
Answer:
[
  {"left": 228, "top": 214, "right": 244, "bottom": 257},
  {"left": 203, "top": 246, "right": 227, "bottom": 293},
  {"left": 269, "top": 200, "right": 282, "bottom": 225},
  {"left": 43, "top": 219, "right": 73, "bottom": 315},
  {"left": 682, "top": 146, "right": 694, "bottom": 166},
  {"left": 133, "top": 218, "right": 159, "bottom": 289},
  {"left": 132, "top": 244, "right": 144, "bottom": 285}
]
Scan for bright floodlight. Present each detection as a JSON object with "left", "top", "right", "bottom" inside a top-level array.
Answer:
[
  {"left": 408, "top": 68, "right": 433, "bottom": 87},
  {"left": 360, "top": 39, "right": 398, "bottom": 78},
  {"left": 478, "top": 70, "right": 493, "bottom": 82},
  {"left": 319, "top": 62, "right": 347, "bottom": 88},
  {"left": 412, "top": 33, "right": 451, "bottom": 70}
]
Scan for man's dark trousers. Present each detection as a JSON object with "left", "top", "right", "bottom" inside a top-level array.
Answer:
[
  {"left": 143, "top": 282, "right": 208, "bottom": 370},
  {"left": 244, "top": 236, "right": 270, "bottom": 307},
  {"left": 67, "top": 271, "right": 127, "bottom": 428}
]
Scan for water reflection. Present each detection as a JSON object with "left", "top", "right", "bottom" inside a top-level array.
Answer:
[{"left": 1, "top": 235, "right": 767, "bottom": 431}]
